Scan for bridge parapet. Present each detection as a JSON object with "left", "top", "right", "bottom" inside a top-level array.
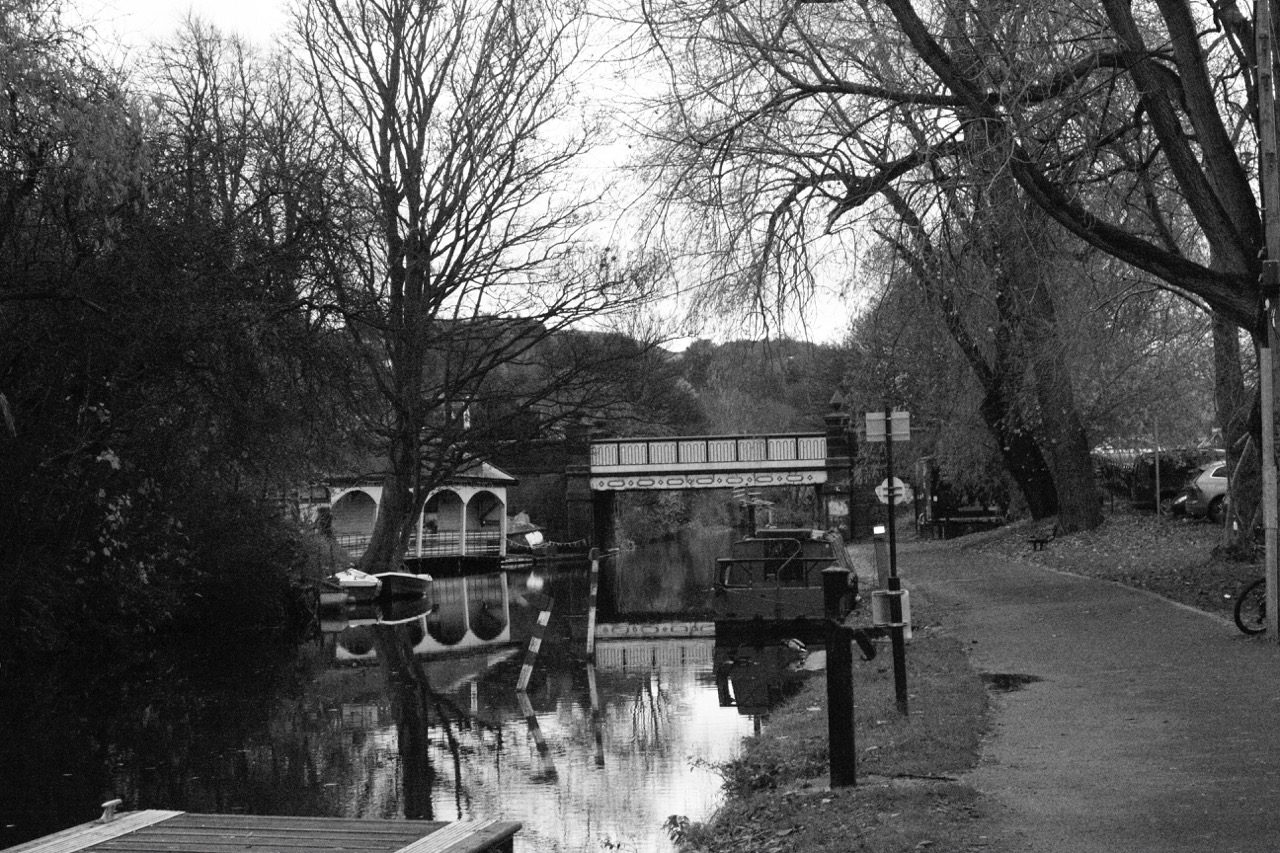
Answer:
[{"left": 589, "top": 433, "right": 829, "bottom": 490}]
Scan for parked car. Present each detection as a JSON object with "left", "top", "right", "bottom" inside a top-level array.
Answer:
[
  {"left": 1126, "top": 447, "right": 1224, "bottom": 512},
  {"left": 1171, "top": 460, "right": 1228, "bottom": 522}
]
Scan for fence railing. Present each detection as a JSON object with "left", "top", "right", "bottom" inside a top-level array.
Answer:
[{"left": 333, "top": 530, "right": 503, "bottom": 560}]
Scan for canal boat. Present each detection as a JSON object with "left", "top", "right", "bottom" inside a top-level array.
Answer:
[
  {"left": 374, "top": 570, "right": 432, "bottom": 600},
  {"left": 711, "top": 527, "right": 855, "bottom": 644}
]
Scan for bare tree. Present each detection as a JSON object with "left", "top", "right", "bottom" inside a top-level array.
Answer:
[
  {"left": 637, "top": 0, "right": 1258, "bottom": 533},
  {"left": 297, "top": 0, "right": 654, "bottom": 572}
]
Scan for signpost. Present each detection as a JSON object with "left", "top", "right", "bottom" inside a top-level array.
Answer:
[{"left": 866, "top": 407, "right": 910, "bottom": 716}]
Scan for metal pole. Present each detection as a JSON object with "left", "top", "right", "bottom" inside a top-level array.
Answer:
[
  {"left": 884, "top": 405, "right": 909, "bottom": 716},
  {"left": 848, "top": 414, "right": 857, "bottom": 542},
  {"left": 1258, "top": 0, "right": 1280, "bottom": 640}
]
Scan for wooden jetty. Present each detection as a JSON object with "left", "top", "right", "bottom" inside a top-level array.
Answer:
[{"left": 3, "top": 808, "right": 521, "bottom": 853}]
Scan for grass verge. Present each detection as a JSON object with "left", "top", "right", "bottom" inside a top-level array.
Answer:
[
  {"left": 672, "top": 609, "right": 1000, "bottom": 853},
  {"left": 967, "top": 509, "right": 1261, "bottom": 622}
]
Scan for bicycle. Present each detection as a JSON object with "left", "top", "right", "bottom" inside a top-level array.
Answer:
[{"left": 1234, "top": 577, "right": 1267, "bottom": 635}]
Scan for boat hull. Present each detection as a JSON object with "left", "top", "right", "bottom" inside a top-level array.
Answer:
[{"left": 374, "top": 571, "right": 432, "bottom": 600}]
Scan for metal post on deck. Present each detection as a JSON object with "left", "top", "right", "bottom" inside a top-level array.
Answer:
[{"left": 823, "top": 567, "right": 857, "bottom": 787}]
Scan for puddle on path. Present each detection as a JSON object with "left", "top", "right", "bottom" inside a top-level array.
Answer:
[{"left": 981, "top": 672, "right": 1043, "bottom": 692}]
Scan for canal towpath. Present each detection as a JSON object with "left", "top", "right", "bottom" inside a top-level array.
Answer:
[{"left": 848, "top": 536, "right": 1280, "bottom": 853}]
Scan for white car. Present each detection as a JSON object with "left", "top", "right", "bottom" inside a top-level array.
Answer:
[{"left": 1172, "top": 460, "right": 1228, "bottom": 522}]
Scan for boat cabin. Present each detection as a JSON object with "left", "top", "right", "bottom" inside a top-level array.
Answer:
[{"left": 712, "top": 527, "right": 854, "bottom": 643}]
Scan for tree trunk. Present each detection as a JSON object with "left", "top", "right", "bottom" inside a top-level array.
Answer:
[
  {"left": 1019, "top": 289, "right": 1102, "bottom": 533},
  {"left": 979, "top": 389, "right": 1060, "bottom": 518},
  {"left": 1214, "top": 314, "right": 1256, "bottom": 548},
  {"left": 991, "top": 191, "right": 1101, "bottom": 532},
  {"left": 359, "top": 430, "right": 420, "bottom": 574}
]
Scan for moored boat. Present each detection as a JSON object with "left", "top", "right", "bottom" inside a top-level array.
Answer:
[
  {"left": 711, "top": 527, "right": 856, "bottom": 644},
  {"left": 331, "top": 567, "right": 382, "bottom": 603},
  {"left": 374, "top": 570, "right": 432, "bottom": 600}
]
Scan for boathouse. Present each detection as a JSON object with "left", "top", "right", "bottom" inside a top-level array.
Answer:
[{"left": 321, "top": 461, "right": 517, "bottom": 564}]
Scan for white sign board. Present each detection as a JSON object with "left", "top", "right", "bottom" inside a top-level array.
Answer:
[
  {"left": 875, "top": 477, "right": 913, "bottom": 505},
  {"left": 865, "top": 411, "right": 910, "bottom": 443}
]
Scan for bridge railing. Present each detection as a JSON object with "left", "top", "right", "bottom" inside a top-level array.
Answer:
[
  {"left": 333, "top": 530, "right": 504, "bottom": 560},
  {"left": 590, "top": 433, "right": 827, "bottom": 469}
]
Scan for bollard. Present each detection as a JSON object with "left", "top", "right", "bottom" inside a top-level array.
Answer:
[
  {"left": 871, "top": 527, "right": 890, "bottom": 589},
  {"left": 823, "top": 567, "right": 857, "bottom": 787}
]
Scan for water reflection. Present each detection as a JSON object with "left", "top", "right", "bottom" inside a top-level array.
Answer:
[
  {"left": 326, "top": 620, "right": 756, "bottom": 850},
  {"left": 610, "top": 527, "right": 736, "bottom": 615},
  {"left": 324, "top": 574, "right": 511, "bottom": 662},
  {"left": 0, "top": 560, "right": 809, "bottom": 853}
]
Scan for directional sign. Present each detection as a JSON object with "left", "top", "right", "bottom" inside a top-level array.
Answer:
[
  {"left": 875, "top": 477, "right": 913, "bottom": 505},
  {"left": 865, "top": 411, "right": 910, "bottom": 443}
]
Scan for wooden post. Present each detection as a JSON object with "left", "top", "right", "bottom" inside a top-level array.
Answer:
[
  {"left": 517, "top": 691, "right": 557, "bottom": 781},
  {"left": 823, "top": 567, "right": 856, "bottom": 787},
  {"left": 586, "top": 662, "right": 605, "bottom": 767},
  {"left": 516, "top": 596, "right": 554, "bottom": 692},
  {"left": 585, "top": 549, "right": 616, "bottom": 658}
]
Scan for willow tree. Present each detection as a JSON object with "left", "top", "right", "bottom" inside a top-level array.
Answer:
[{"left": 298, "top": 0, "right": 649, "bottom": 573}]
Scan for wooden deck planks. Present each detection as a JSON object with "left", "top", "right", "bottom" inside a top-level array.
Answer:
[
  {"left": 5, "top": 814, "right": 519, "bottom": 853},
  {"left": 392, "top": 820, "right": 519, "bottom": 853},
  {"left": 0, "top": 812, "right": 184, "bottom": 853}
]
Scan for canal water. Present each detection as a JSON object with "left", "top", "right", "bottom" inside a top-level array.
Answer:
[{"left": 0, "top": 527, "right": 810, "bottom": 853}]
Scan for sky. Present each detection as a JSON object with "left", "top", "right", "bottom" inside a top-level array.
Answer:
[
  {"left": 70, "top": 0, "right": 858, "bottom": 347},
  {"left": 81, "top": 0, "right": 288, "bottom": 53}
]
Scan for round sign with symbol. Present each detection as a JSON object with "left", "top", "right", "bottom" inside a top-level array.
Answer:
[{"left": 875, "top": 477, "right": 912, "bottom": 505}]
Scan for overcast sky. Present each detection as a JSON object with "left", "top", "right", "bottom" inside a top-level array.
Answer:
[
  {"left": 79, "top": 0, "right": 287, "bottom": 55},
  {"left": 68, "top": 0, "right": 856, "bottom": 346}
]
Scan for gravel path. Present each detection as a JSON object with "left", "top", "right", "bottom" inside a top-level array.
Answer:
[{"left": 879, "top": 539, "right": 1280, "bottom": 853}]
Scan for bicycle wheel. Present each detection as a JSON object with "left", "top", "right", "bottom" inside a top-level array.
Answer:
[{"left": 1234, "top": 578, "right": 1267, "bottom": 635}]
